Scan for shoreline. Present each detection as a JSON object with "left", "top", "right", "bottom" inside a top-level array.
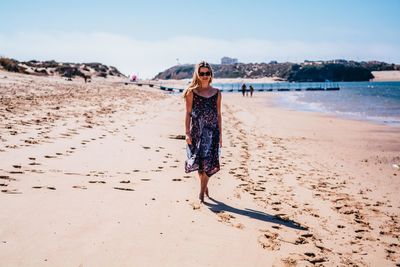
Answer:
[
  {"left": 169, "top": 89, "right": 400, "bottom": 128},
  {"left": 268, "top": 92, "right": 400, "bottom": 128},
  {"left": 149, "top": 70, "right": 400, "bottom": 87}
]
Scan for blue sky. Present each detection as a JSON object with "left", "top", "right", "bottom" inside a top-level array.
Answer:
[{"left": 1, "top": 0, "right": 399, "bottom": 78}]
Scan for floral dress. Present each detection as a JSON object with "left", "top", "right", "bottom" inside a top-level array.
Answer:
[{"left": 185, "top": 90, "right": 220, "bottom": 177}]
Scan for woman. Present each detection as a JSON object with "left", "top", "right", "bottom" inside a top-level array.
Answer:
[{"left": 184, "top": 61, "right": 222, "bottom": 203}]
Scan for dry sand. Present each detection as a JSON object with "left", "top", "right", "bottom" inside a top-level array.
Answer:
[
  {"left": 372, "top": 71, "right": 400, "bottom": 81},
  {"left": 0, "top": 70, "right": 399, "bottom": 266}
]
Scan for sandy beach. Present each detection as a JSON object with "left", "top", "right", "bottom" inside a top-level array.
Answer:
[
  {"left": 1, "top": 70, "right": 399, "bottom": 266},
  {"left": 372, "top": 71, "right": 400, "bottom": 82}
]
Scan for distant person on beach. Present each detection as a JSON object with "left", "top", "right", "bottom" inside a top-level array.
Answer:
[
  {"left": 241, "top": 83, "right": 246, "bottom": 96},
  {"left": 183, "top": 61, "right": 222, "bottom": 203},
  {"left": 249, "top": 85, "right": 254, "bottom": 97}
]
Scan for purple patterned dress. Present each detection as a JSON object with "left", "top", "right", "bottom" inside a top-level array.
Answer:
[{"left": 185, "top": 90, "right": 220, "bottom": 177}]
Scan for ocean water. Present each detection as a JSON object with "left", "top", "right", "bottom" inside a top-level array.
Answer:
[
  {"left": 274, "top": 82, "right": 400, "bottom": 126},
  {"left": 214, "top": 81, "right": 400, "bottom": 126}
]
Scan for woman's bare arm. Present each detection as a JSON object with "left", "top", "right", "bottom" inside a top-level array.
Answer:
[
  {"left": 217, "top": 90, "right": 222, "bottom": 147},
  {"left": 185, "top": 91, "right": 193, "bottom": 145}
]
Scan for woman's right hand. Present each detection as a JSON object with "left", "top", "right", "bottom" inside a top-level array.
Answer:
[{"left": 186, "top": 133, "right": 192, "bottom": 145}]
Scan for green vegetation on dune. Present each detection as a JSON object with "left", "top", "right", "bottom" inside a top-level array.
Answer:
[{"left": 0, "top": 57, "right": 125, "bottom": 79}]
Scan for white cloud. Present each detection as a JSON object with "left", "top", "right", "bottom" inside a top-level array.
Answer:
[{"left": 0, "top": 32, "right": 399, "bottom": 78}]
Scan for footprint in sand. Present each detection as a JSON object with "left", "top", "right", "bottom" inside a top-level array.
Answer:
[
  {"left": 190, "top": 202, "right": 201, "bottom": 210},
  {"left": 9, "top": 171, "right": 24, "bottom": 174},
  {"left": 281, "top": 257, "right": 299, "bottom": 266},
  {"left": 60, "top": 133, "right": 72, "bottom": 138},
  {"left": 113, "top": 187, "right": 134, "bottom": 191},
  {"left": 88, "top": 180, "right": 106, "bottom": 184},
  {"left": 234, "top": 192, "right": 241, "bottom": 199},
  {"left": 72, "top": 185, "right": 87, "bottom": 190},
  {"left": 120, "top": 180, "right": 131, "bottom": 184},
  {"left": 304, "top": 253, "right": 327, "bottom": 265},
  {"left": 1, "top": 189, "right": 21, "bottom": 194},
  {"left": 64, "top": 172, "right": 83, "bottom": 176},
  {"left": 254, "top": 187, "right": 266, "bottom": 192},
  {"left": 169, "top": 134, "right": 185, "bottom": 140},
  {"left": 141, "top": 178, "right": 151, "bottom": 181},
  {"left": 0, "top": 175, "right": 16, "bottom": 181},
  {"left": 235, "top": 223, "right": 245, "bottom": 229},
  {"left": 32, "top": 186, "right": 56, "bottom": 190},
  {"left": 172, "top": 178, "right": 182, "bottom": 181},
  {"left": 213, "top": 211, "right": 236, "bottom": 224},
  {"left": 24, "top": 139, "right": 39, "bottom": 145},
  {"left": 258, "top": 230, "right": 280, "bottom": 250}
]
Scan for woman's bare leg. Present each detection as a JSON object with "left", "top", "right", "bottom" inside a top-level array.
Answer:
[
  {"left": 205, "top": 174, "right": 210, "bottom": 198},
  {"left": 201, "top": 172, "right": 209, "bottom": 202},
  {"left": 198, "top": 172, "right": 209, "bottom": 203},
  {"left": 204, "top": 174, "right": 209, "bottom": 199},
  {"left": 198, "top": 172, "right": 205, "bottom": 202}
]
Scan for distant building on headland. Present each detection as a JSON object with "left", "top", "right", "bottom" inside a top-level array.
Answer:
[
  {"left": 304, "top": 59, "right": 348, "bottom": 66},
  {"left": 221, "top": 57, "right": 238, "bottom": 65},
  {"left": 304, "top": 60, "right": 324, "bottom": 66}
]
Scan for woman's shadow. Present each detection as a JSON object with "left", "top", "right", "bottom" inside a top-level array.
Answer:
[{"left": 204, "top": 197, "right": 307, "bottom": 231}]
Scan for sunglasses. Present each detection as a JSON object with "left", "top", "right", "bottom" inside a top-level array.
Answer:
[{"left": 199, "top": 71, "right": 211, "bottom": 77}]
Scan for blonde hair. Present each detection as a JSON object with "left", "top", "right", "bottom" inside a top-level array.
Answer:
[{"left": 183, "top": 61, "right": 213, "bottom": 98}]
